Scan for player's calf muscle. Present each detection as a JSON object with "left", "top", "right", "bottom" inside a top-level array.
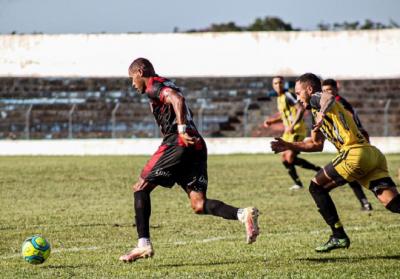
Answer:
[{"left": 385, "top": 194, "right": 400, "bottom": 213}]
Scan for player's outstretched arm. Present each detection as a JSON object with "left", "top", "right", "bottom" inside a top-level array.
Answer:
[
  {"left": 271, "top": 129, "right": 325, "bottom": 153},
  {"left": 263, "top": 113, "right": 282, "bottom": 128},
  {"left": 287, "top": 103, "right": 305, "bottom": 133}
]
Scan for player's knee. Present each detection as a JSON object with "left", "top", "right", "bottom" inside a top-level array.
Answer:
[
  {"left": 191, "top": 200, "right": 205, "bottom": 214},
  {"left": 309, "top": 180, "right": 324, "bottom": 195},
  {"left": 286, "top": 154, "right": 295, "bottom": 164},
  {"left": 132, "top": 178, "right": 151, "bottom": 192},
  {"left": 133, "top": 183, "right": 144, "bottom": 192},
  {"left": 282, "top": 161, "right": 291, "bottom": 169},
  {"left": 385, "top": 195, "right": 400, "bottom": 213}
]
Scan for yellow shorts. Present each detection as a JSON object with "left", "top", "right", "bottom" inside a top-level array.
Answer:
[
  {"left": 332, "top": 145, "right": 394, "bottom": 190},
  {"left": 282, "top": 132, "right": 306, "bottom": 143}
]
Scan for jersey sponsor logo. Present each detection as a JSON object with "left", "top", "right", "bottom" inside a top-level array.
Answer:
[
  {"left": 154, "top": 169, "right": 172, "bottom": 177},
  {"left": 198, "top": 175, "right": 208, "bottom": 185}
]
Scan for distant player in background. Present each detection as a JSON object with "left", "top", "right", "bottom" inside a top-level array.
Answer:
[
  {"left": 264, "top": 76, "right": 321, "bottom": 190},
  {"left": 322, "top": 79, "right": 373, "bottom": 211},
  {"left": 272, "top": 73, "right": 400, "bottom": 253},
  {"left": 119, "top": 58, "right": 259, "bottom": 262}
]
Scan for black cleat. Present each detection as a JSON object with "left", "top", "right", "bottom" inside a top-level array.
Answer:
[{"left": 315, "top": 235, "right": 350, "bottom": 253}]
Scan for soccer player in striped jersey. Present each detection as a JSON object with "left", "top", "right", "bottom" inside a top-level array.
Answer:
[
  {"left": 322, "top": 79, "right": 373, "bottom": 211},
  {"left": 271, "top": 73, "right": 400, "bottom": 253},
  {"left": 264, "top": 76, "right": 320, "bottom": 190},
  {"left": 119, "top": 58, "right": 259, "bottom": 262}
]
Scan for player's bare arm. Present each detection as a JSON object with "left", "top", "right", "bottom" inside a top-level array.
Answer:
[
  {"left": 263, "top": 113, "right": 282, "bottom": 128},
  {"left": 162, "top": 88, "right": 195, "bottom": 146},
  {"left": 271, "top": 129, "right": 325, "bottom": 153},
  {"left": 287, "top": 103, "right": 305, "bottom": 133},
  {"left": 313, "top": 92, "right": 335, "bottom": 130}
]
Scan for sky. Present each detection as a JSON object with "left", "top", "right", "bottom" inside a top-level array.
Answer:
[{"left": 1, "top": 0, "right": 400, "bottom": 34}]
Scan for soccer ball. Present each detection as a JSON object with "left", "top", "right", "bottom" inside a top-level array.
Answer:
[{"left": 21, "top": 235, "right": 51, "bottom": 264}]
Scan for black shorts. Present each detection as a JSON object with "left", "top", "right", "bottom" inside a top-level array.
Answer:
[{"left": 140, "top": 134, "right": 208, "bottom": 193}]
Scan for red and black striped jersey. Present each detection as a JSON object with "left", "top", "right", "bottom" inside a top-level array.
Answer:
[{"left": 145, "top": 76, "right": 199, "bottom": 137}]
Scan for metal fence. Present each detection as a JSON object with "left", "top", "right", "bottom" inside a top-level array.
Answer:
[{"left": 0, "top": 97, "right": 395, "bottom": 139}]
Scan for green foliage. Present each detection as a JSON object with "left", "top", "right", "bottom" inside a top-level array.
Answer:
[
  {"left": 318, "top": 19, "right": 400, "bottom": 31},
  {"left": 1, "top": 154, "right": 400, "bottom": 278},
  {"left": 210, "top": 22, "right": 243, "bottom": 32},
  {"left": 188, "top": 16, "right": 295, "bottom": 32},
  {"left": 187, "top": 16, "right": 400, "bottom": 33},
  {"left": 248, "top": 16, "right": 294, "bottom": 31}
]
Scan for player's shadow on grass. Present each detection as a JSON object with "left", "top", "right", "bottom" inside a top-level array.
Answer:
[
  {"left": 156, "top": 258, "right": 262, "bottom": 268},
  {"left": 296, "top": 255, "right": 400, "bottom": 263},
  {"left": 0, "top": 223, "right": 161, "bottom": 231},
  {"left": 42, "top": 264, "right": 95, "bottom": 269},
  {"left": 67, "top": 223, "right": 161, "bottom": 229}
]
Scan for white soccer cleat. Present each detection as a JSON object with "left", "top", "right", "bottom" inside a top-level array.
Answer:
[
  {"left": 289, "top": 184, "right": 303, "bottom": 191},
  {"left": 242, "top": 207, "right": 260, "bottom": 244},
  {"left": 119, "top": 245, "right": 154, "bottom": 262}
]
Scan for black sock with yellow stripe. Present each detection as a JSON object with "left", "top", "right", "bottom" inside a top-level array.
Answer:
[
  {"left": 283, "top": 161, "right": 303, "bottom": 186},
  {"left": 309, "top": 181, "right": 347, "bottom": 238}
]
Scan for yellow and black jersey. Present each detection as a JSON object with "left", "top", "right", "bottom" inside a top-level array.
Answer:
[
  {"left": 310, "top": 92, "right": 368, "bottom": 151},
  {"left": 277, "top": 92, "right": 306, "bottom": 135}
]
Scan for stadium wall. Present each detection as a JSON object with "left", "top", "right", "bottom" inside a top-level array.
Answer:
[
  {"left": 0, "top": 137, "right": 399, "bottom": 156},
  {"left": 1, "top": 30, "right": 400, "bottom": 79},
  {"left": 1, "top": 76, "right": 400, "bottom": 138}
]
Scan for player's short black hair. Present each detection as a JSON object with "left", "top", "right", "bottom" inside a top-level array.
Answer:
[
  {"left": 272, "top": 76, "right": 285, "bottom": 81},
  {"left": 322, "top": 79, "right": 338, "bottom": 89},
  {"left": 296, "top": 73, "right": 321, "bottom": 92},
  {"left": 129, "top": 58, "right": 156, "bottom": 77}
]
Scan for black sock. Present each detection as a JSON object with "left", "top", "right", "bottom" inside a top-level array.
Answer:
[
  {"left": 348, "top": 181, "right": 368, "bottom": 206},
  {"left": 134, "top": 191, "right": 151, "bottom": 238},
  {"left": 293, "top": 157, "right": 321, "bottom": 171},
  {"left": 203, "top": 199, "right": 239, "bottom": 220},
  {"left": 309, "top": 181, "right": 347, "bottom": 238},
  {"left": 329, "top": 221, "right": 346, "bottom": 238},
  {"left": 386, "top": 194, "right": 400, "bottom": 213},
  {"left": 283, "top": 161, "right": 303, "bottom": 186}
]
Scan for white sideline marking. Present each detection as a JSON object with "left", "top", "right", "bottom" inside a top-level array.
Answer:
[
  {"left": 1, "top": 246, "right": 100, "bottom": 260},
  {"left": 174, "top": 236, "right": 237, "bottom": 245},
  {"left": 3, "top": 223, "right": 400, "bottom": 260}
]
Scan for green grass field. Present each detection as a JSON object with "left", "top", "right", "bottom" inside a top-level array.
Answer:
[{"left": 1, "top": 154, "right": 400, "bottom": 278}]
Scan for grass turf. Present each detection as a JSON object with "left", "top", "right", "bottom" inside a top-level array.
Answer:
[{"left": 1, "top": 154, "right": 400, "bottom": 278}]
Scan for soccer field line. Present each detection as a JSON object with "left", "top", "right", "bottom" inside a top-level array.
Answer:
[
  {"left": 3, "top": 223, "right": 400, "bottom": 260},
  {"left": 1, "top": 246, "right": 101, "bottom": 260}
]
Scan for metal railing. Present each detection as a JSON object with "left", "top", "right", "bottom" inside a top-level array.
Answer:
[
  {"left": 5, "top": 96, "right": 397, "bottom": 139},
  {"left": 24, "top": 105, "right": 33, "bottom": 139},
  {"left": 111, "top": 103, "right": 120, "bottom": 139},
  {"left": 68, "top": 104, "right": 77, "bottom": 139},
  {"left": 383, "top": 99, "right": 391, "bottom": 137}
]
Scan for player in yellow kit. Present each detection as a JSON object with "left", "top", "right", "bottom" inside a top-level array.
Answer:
[
  {"left": 264, "top": 76, "right": 320, "bottom": 190},
  {"left": 322, "top": 79, "right": 373, "bottom": 211},
  {"left": 271, "top": 73, "right": 400, "bottom": 252}
]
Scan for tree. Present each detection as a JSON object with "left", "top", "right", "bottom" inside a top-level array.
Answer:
[
  {"left": 209, "top": 22, "right": 243, "bottom": 32},
  {"left": 332, "top": 21, "right": 360, "bottom": 30},
  {"left": 319, "top": 19, "right": 400, "bottom": 31},
  {"left": 247, "top": 16, "right": 294, "bottom": 31},
  {"left": 389, "top": 19, "right": 399, "bottom": 28},
  {"left": 186, "top": 21, "right": 242, "bottom": 33},
  {"left": 317, "top": 22, "right": 331, "bottom": 31}
]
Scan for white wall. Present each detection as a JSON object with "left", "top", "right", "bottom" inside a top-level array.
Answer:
[
  {"left": 1, "top": 30, "right": 399, "bottom": 79},
  {"left": 0, "top": 137, "right": 399, "bottom": 156}
]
